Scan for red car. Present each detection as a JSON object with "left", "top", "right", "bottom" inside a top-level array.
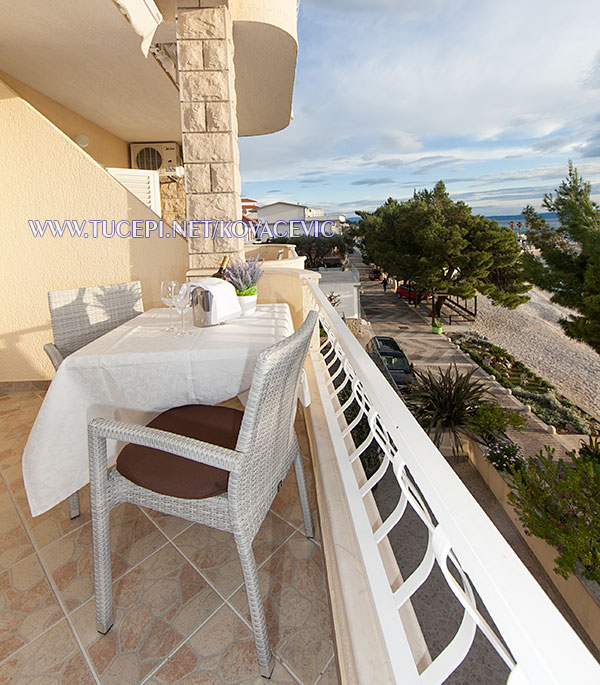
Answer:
[
  {"left": 369, "top": 269, "right": 383, "bottom": 281},
  {"left": 396, "top": 284, "right": 430, "bottom": 300}
]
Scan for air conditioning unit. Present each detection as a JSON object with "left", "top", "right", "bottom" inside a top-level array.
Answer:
[{"left": 130, "top": 142, "right": 182, "bottom": 176}]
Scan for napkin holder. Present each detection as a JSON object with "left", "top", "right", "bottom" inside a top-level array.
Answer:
[{"left": 190, "top": 278, "right": 241, "bottom": 327}]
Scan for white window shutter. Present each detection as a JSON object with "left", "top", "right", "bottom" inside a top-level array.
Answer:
[{"left": 106, "top": 168, "right": 161, "bottom": 216}]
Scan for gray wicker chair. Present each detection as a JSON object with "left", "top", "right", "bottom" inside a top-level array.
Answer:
[
  {"left": 45, "top": 281, "right": 144, "bottom": 518},
  {"left": 87, "top": 310, "right": 317, "bottom": 678}
]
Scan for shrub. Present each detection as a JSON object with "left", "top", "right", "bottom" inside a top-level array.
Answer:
[
  {"left": 512, "top": 388, "right": 590, "bottom": 433},
  {"left": 489, "top": 343, "right": 512, "bottom": 360},
  {"left": 452, "top": 332, "right": 485, "bottom": 346},
  {"left": 469, "top": 403, "right": 525, "bottom": 445},
  {"left": 469, "top": 350, "right": 483, "bottom": 364},
  {"left": 485, "top": 440, "right": 524, "bottom": 472},
  {"left": 579, "top": 435, "right": 600, "bottom": 463},
  {"left": 509, "top": 448, "right": 600, "bottom": 582},
  {"left": 480, "top": 364, "right": 512, "bottom": 388},
  {"left": 409, "top": 363, "right": 486, "bottom": 455},
  {"left": 577, "top": 436, "right": 600, "bottom": 479}
]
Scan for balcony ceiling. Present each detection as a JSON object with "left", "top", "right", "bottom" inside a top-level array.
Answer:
[{"left": 0, "top": 0, "right": 181, "bottom": 143}]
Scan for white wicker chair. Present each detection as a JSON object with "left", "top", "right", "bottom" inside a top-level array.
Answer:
[
  {"left": 45, "top": 281, "right": 144, "bottom": 518},
  {"left": 87, "top": 310, "right": 318, "bottom": 678}
]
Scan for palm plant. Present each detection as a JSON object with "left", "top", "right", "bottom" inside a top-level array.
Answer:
[{"left": 408, "top": 363, "right": 486, "bottom": 455}]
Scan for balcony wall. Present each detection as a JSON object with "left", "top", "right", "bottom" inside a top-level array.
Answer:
[
  {"left": 0, "top": 77, "right": 189, "bottom": 382},
  {"left": 0, "top": 70, "right": 129, "bottom": 169},
  {"left": 245, "top": 243, "right": 306, "bottom": 271}
]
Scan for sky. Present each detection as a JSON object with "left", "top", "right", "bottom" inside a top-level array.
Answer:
[{"left": 238, "top": 0, "right": 600, "bottom": 218}]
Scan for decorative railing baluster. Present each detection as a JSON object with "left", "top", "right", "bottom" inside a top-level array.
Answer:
[{"left": 305, "top": 282, "right": 600, "bottom": 684}]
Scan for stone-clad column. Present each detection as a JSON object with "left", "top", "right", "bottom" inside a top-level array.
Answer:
[{"left": 177, "top": 0, "right": 244, "bottom": 275}]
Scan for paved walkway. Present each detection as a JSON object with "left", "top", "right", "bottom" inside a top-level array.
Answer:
[
  {"left": 352, "top": 253, "right": 579, "bottom": 460},
  {"left": 351, "top": 253, "right": 600, "bottom": 665}
]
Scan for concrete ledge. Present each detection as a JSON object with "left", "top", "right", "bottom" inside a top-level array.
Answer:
[{"left": 302, "top": 358, "right": 395, "bottom": 684}]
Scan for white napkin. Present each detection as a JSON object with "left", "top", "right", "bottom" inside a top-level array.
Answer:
[{"left": 182, "top": 278, "right": 242, "bottom": 324}]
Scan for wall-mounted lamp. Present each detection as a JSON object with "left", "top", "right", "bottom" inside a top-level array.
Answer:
[{"left": 74, "top": 134, "right": 90, "bottom": 148}]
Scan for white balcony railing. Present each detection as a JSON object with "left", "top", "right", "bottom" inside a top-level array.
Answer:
[{"left": 305, "top": 281, "right": 600, "bottom": 684}]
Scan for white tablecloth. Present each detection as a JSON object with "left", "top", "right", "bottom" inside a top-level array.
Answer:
[{"left": 23, "top": 304, "right": 296, "bottom": 516}]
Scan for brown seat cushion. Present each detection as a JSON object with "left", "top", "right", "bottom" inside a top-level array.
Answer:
[{"left": 116, "top": 404, "right": 243, "bottom": 499}]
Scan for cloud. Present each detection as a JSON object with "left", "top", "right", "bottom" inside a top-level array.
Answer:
[
  {"left": 375, "top": 158, "right": 407, "bottom": 169},
  {"left": 531, "top": 137, "right": 574, "bottom": 153},
  {"left": 302, "top": 0, "right": 445, "bottom": 17},
  {"left": 506, "top": 113, "right": 564, "bottom": 138},
  {"left": 351, "top": 177, "right": 395, "bottom": 186},
  {"left": 456, "top": 186, "right": 550, "bottom": 203},
  {"left": 379, "top": 131, "right": 423, "bottom": 153},
  {"left": 584, "top": 49, "right": 600, "bottom": 89},
  {"left": 575, "top": 128, "right": 600, "bottom": 158},
  {"left": 300, "top": 177, "right": 329, "bottom": 185},
  {"left": 239, "top": 0, "right": 600, "bottom": 212},
  {"left": 412, "top": 156, "right": 461, "bottom": 175}
]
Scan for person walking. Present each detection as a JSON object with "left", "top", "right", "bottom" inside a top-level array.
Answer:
[{"left": 382, "top": 275, "right": 389, "bottom": 293}]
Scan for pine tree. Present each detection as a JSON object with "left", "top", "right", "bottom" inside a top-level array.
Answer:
[
  {"left": 522, "top": 162, "right": 600, "bottom": 353},
  {"left": 358, "top": 181, "right": 529, "bottom": 318}
]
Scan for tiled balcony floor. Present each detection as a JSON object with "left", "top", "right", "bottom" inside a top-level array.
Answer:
[{"left": 0, "top": 388, "right": 338, "bottom": 684}]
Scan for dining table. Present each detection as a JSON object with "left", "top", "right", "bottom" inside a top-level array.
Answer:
[{"left": 23, "top": 303, "right": 304, "bottom": 517}]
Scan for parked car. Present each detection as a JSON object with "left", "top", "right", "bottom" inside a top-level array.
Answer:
[
  {"left": 368, "top": 269, "right": 383, "bottom": 281},
  {"left": 396, "top": 284, "right": 430, "bottom": 300},
  {"left": 366, "top": 336, "right": 415, "bottom": 388}
]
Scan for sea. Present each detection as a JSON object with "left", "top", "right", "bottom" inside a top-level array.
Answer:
[
  {"left": 486, "top": 212, "right": 560, "bottom": 230},
  {"left": 346, "top": 212, "right": 560, "bottom": 231}
]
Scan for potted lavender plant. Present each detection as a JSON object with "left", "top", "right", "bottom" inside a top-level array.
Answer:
[{"left": 223, "top": 256, "right": 264, "bottom": 316}]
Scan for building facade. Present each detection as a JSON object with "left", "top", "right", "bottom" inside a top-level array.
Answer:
[{"left": 0, "top": 0, "right": 299, "bottom": 381}]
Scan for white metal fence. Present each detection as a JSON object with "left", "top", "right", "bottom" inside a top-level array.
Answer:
[{"left": 306, "top": 280, "right": 599, "bottom": 684}]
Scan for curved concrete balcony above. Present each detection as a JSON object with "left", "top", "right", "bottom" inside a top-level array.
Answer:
[
  {"left": 230, "top": 0, "right": 299, "bottom": 136},
  {"left": 152, "top": 0, "right": 299, "bottom": 137}
]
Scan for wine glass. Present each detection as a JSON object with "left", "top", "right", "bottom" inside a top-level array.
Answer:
[
  {"left": 173, "top": 283, "right": 193, "bottom": 336},
  {"left": 160, "top": 280, "right": 179, "bottom": 332}
]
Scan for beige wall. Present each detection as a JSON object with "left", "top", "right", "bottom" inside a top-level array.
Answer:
[
  {"left": 0, "top": 77, "right": 189, "bottom": 381},
  {"left": 0, "top": 70, "right": 129, "bottom": 169},
  {"left": 257, "top": 267, "right": 320, "bottom": 331}
]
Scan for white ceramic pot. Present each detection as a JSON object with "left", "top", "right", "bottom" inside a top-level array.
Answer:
[{"left": 238, "top": 294, "right": 257, "bottom": 316}]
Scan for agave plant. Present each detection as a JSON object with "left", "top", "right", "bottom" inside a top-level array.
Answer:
[
  {"left": 408, "top": 363, "right": 486, "bottom": 455},
  {"left": 223, "top": 257, "right": 264, "bottom": 296}
]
